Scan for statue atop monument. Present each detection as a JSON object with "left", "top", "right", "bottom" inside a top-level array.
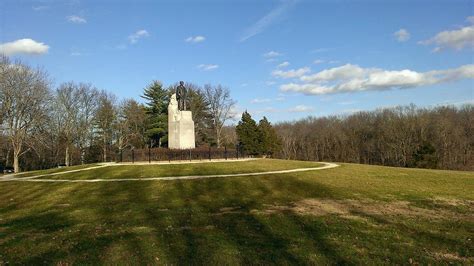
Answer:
[
  {"left": 168, "top": 81, "right": 195, "bottom": 149},
  {"left": 176, "top": 81, "right": 187, "bottom": 111}
]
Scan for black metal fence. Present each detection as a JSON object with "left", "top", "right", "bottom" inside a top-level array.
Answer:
[{"left": 116, "top": 147, "right": 247, "bottom": 163}]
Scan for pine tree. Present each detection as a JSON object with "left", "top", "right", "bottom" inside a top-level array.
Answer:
[
  {"left": 236, "top": 111, "right": 261, "bottom": 155},
  {"left": 141, "top": 81, "right": 169, "bottom": 147},
  {"left": 258, "top": 116, "right": 282, "bottom": 156}
]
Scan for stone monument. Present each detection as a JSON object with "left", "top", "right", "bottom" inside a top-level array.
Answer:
[{"left": 168, "top": 82, "right": 195, "bottom": 149}]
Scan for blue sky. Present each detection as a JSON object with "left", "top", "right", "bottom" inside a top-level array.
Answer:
[{"left": 1, "top": 0, "right": 473, "bottom": 123}]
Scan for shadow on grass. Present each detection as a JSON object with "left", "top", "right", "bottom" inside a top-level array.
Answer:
[{"left": 0, "top": 172, "right": 358, "bottom": 264}]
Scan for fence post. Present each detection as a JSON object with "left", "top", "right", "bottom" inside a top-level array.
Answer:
[
  {"left": 225, "top": 145, "right": 227, "bottom": 160},
  {"left": 148, "top": 145, "right": 151, "bottom": 163},
  {"left": 189, "top": 149, "right": 192, "bottom": 161},
  {"left": 236, "top": 145, "right": 239, "bottom": 159},
  {"left": 208, "top": 147, "right": 211, "bottom": 161},
  {"left": 132, "top": 149, "right": 135, "bottom": 164}
]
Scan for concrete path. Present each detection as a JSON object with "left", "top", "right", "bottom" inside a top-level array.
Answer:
[{"left": 0, "top": 162, "right": 339, "bottom": 183}]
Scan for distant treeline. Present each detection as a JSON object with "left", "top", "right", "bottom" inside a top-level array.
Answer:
[{"left": 273, "top": 104, "right": 474, "bottom": 171}]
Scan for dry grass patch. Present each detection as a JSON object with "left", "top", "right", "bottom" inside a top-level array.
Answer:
[{"left": 252, "top": 198, "right": 474, "bottom": 222}]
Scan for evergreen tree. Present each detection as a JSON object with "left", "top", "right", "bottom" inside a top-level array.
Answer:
[
  {"left": 141, "top": 81, "right": 169, "bottom": 147},
  {"left": 236, "top": 111, "right": 261, "bottom": 155},
  {"left": 258, "top": 116, "right": 282, "bottom": 156}
]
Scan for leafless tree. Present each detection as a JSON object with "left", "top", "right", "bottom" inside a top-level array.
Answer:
[
  {"left": 54, "top": 82, "right": 83, "bottom": 166},
  {"left": 0, "top": 56, "right": 51, "bottom": 173},
  {"left": 203, "top": 84, "right": 236, "bottom": 147},
  {"left": 95, "top": 91, "right": 116, "bottom": 162},
  {"left": 76, "top": 83, "right": 100, "bottom": 164}
]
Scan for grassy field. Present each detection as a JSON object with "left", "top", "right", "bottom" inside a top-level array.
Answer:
[
  {"left": 28, "top": 159, "right": 323, "bottom": 180},
  {"left": 0, "top": 159, "right": 473, "bottom": 264}
]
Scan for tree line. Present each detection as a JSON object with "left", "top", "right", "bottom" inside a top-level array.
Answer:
[
  {"left": 0, "top": 56, "right": 236, "bottom": 172},
  {"left": 1, "top": 55, "right": 472, "bottom": 172},
  {"left": 273, "top": 104, "right": 473, "bottom": 171}
]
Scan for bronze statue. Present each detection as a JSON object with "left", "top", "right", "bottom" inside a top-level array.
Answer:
[{"left": 176, "top": 81, "right": 187, "bottom": 111}]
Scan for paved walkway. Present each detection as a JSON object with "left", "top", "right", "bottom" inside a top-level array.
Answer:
[{"left": 0, "top": 162, "right": 339, "bottom": 183}]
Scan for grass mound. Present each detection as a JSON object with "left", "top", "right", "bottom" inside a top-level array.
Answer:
[{"left": 0, "top": 160, "right": 473, "bottom": 264}]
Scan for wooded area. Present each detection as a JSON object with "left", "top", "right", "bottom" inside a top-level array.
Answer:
[
  {"left": 1, "top": 55, "right": 472, "bottom": 172},
  {"left": 274, "top": 105, "right": 473, "bottom": 171},
  {"left": 0, "top": 56, "right": 236, "bottom": 172}
]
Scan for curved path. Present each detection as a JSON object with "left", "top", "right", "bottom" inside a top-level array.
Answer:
[{"left": 0, "top": 162, "right": 339, "bottom": 183}]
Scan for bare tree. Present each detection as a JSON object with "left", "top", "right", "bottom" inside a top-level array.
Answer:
[
  {"left": 115, "top": 99, "right": 147, "bottom": 155},
  {"left": 95, "top": 91, "right": 116, "bottom": 162},
  {"left": 76, "top": 83, "right": 100, "bottom": 164},
  {"left": 55, "top": 82, "right": 82, "bottom": 166},
  {"left": 203, "top": 84, "right": 236, "bottom": 147},
  {"left": 0, "top": 56, "right": 51, "bottom": 172}
]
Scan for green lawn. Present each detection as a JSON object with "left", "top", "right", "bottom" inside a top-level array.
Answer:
[
  {"left": 30, "top": 159, "right": 322, "bottom": 180},
  {"left": 13, "top": 164, "right": 101, "bottom": 178},
  {"left": 0, "top": 160, "right": 473, "bottom": 264}
]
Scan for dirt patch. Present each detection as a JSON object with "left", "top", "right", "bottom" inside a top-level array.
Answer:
[
  {"left": 214, "top": 206, "right": 245, "bottom": 215},
  {"left": 432, "top": 197, "right": 474, "bottom": 207},
  {"left": 252, "top": 199, "right": 474, "bottom": 221},
  {"left": 432, "top": 251, "right": 473, "bottom": 263}
]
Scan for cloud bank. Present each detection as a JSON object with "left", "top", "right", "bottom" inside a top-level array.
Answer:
[
  {"left": 0, "top": 39, "right": 49, "bottom": 55},
  {"left": 279, "top": 64, "right": 474, "bottom": 95},
  {"left": 420, "top": 17, "right": 474, "bottom": 51}
]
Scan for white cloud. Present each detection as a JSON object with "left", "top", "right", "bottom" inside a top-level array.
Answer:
[
  {"left": 70, "top": 52, "right": 81, "bottom": 56},
  {"left": 0, "top": 39, "right": 49, "bottom": 56},
  {"left": 313, "top": 59, "right": 324, "bottom": 64},
  {"left": 32, "top": 6, "right": 49, "bottom": 11},
  {"left": 265, "top": 80, "right": 277, "bottom": 86},
  {"left": 251, "top": 98, "right": 272, "bottom": 104},
  {"left": 420, "top": 19, "right": 474, "bottom": 51},
  {"left": 251, "top": 96, "right": 286, "bottom": 104},
  {"left": 128, "top": 29, "right": 149, "bottom": 44},
  {"left": 394, "top": 28, "right": 410, "bottom": 42},
  {"left": 67, "top": 15, "right": 87, "bottom": 24},
  {"left": 272, "top": 67, "right": 311, "bottom": 78},
  {"left": 280, "top": 64, "right": 474, "bottom": 95},
  {"left": 263, "top": 51, "right": 282, "bottom": 58},
  {"left": 197, "top": 64, "right": 219, "bottom": 71},
  {"left": 185, "top": 35, "right": 206, "bottom": 43},
  {"left": 288, "top": 105, "right": 314, "bottom": 113},
  {"left": 277, "top": 61, "right": 290, "bottom": 68},
  {"left": 240, "top": 0, "right": 296, "bottom": 42}
]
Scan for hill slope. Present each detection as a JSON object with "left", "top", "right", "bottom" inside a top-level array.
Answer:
[{"left": 0, "top": 159, "right": 473, "bottom": 264}]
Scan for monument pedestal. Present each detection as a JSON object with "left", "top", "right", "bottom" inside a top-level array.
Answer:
[{"left": 168, "top": 94, "right": 195, "bottom": 149}]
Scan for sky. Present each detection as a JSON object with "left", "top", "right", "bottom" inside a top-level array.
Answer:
[{"left": 1, "top": 0, "right": 473, "bottom": 123}]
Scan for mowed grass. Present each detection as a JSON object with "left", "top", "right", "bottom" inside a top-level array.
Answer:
[
  {"left": 13, "top": 164, "right": 101, "bottom": 178},
  {"left": 30, "top": 159, "right": 322, "bottom": 180},
  {"left": 0, "top": 160, "right": 473, "bottom": 264}
]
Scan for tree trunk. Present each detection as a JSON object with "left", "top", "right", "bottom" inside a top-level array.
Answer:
[
  {"left": 216, "top": 128, "right": 221, "bottom": 148},
  {"left": 65, "top": 145, "right": 70, "bottom": 166},
  {"left": 103, "top": 135, "right": 107, "bottom": 162},
  {"left": 13, "top": 150, "right": 20, "bottom": 173}
]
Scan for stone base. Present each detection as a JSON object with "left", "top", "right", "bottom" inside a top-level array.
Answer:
[{"left": 168, "top": 111, "right": 195, "bottom": 149}]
